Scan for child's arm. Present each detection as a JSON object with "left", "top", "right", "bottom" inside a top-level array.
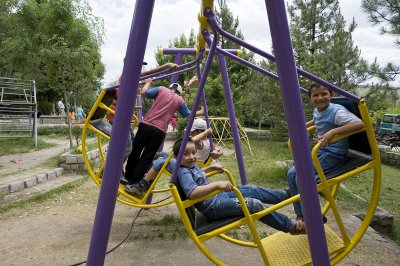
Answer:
[
  {"left": 210, "top": 147, "right": 223, "bottom": 159},
  {"left": 319, "top": 121, "right": 364, "bottom": 147},
  {"left": 140, "top": 79, "right": 153, "bottom": 97},
  {"left": 192, "top": 128, "right": 212, "bottom": 144},
  {"left": 140, "top": 63, "right": 179, "bottom": 76},
  {"left": 189, "top": 181, "right": 233, "bottom": 200},
  {"left": 195, "top": 106, "right": 205, "bottom": 117},
  {"left": 202, "top": 164, "right": 224, "bottom": 173},
  {"left": 306, "top": 119, "right": 314, "bottom": 128}
]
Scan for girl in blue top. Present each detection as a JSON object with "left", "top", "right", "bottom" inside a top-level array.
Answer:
[{"left": 287, "top": 83, "right": 364, "bottom": 224}]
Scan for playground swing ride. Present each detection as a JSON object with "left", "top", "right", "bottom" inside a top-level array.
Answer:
[{"left": 83, "top": 1, "right": 381, "bottom": 266}]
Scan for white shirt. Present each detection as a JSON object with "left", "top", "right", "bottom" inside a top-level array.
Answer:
[{"left": 57, "top": 100, "right": 64, "bottom": 109}]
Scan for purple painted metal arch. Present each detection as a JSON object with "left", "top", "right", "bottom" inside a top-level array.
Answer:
[
  {"left": 201, "top": 31, "right": 308, "bottom": 94},
  {"left": 205, "top": 9, "right": 360, "bottom": 103},
  {"left": 160, "top": 47, "right": 242, "bottom": 56}
]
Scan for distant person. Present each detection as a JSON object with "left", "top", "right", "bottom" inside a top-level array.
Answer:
[
  {"left": 171, "top": 115, "right": 178, "bottom": 132},
  {"left": 124, "top": 78, "right": 203, "bottom": 192},
  {"left": 57, "top": 98, "right": 65, "bottom": 116},
  {"left": 69, "top": 111, "right": 76, "bottom": 121},
  {"left": 76, "top": 105, "right": 85, "bottom": 122}
]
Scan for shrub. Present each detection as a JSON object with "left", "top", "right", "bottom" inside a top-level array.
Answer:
[{"left": 38, "top": 101, "right": 54, "bottom": 115}]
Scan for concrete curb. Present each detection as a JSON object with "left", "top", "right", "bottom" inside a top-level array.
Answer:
[{"left": 0, "top": 168, "right": 64, "bottom": 196}]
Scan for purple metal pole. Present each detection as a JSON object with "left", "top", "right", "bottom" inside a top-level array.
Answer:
[
  {"left": 217, "top": 53, "right": 248, "bottom": 185},
  {"left": 195, "top": 50, "right": 213, "bottom": 149},
  {"left": 202, "top": 32, "right": 308, "bottom": 94},
  {"left": 162, "top": 47, "right": 240, "bottom": 56},
  {"left": 171, "top": 53, "right": 183, "bottom": 83},
  {"left": 170, "top": 31, "right": 217, "bottom": 184},
  {"left": 86, "top": 1, "right": 154, "bottom": 265},
  {"left": 264, "top": 1, "right": 330, "bottom": 265}
]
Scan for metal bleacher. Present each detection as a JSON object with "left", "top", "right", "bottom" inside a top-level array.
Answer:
[{"left": 0, "top": 77, "right": 38, "bottom": 146}]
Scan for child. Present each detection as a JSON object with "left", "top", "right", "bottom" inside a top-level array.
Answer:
[
  {"left": 76, "top": 105, "right": 85, "bottom": 121},
  {"left": 287, "top": 82, "right": 364, "bottom": 224},
  {"left": 124, "top": 78, "right": 204, "bottom": 189},
  {"left": 69, "top": 111, "right": 76, "bottom": 121},
  {"left": 124, "top": 118, "right": 222, "bottom": 196},
  {"left": 147, "top": 138, "right": 305, "bottom": 234},
  {"left": 171, "top": 115, "right": 178, "bottom": 131},
  {"left": 190, "top": 118, "right": 223, "bottom": 164}
]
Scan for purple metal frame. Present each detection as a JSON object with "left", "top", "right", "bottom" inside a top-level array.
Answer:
[
  {"left": 207, "top": 9, "right": 359, "bottom": 103},
  {"left": 265, "top": 1, "right": 330, "bottom": 264},
  {"left": 86, "top": 1, "right": 155, "bottom": 264},
  {"left": 87, "top": 0, "right": 342, "bottom": 264}
]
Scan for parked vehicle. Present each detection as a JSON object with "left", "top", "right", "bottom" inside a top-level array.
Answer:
[{"left": 377, "top": 114, "right": 400, "bottom": 145}]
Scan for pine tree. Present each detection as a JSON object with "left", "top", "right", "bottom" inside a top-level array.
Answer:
[{"left": 288, "top": 0, "right": 394, "bottom": 115}]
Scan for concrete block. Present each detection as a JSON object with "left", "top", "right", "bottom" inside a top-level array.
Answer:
[
  {"left": 37, "top": 174, "right": 47, "bottom": 183},
  {"left": 0, "top": 184, "right": 10, "bottom": 195},
  {"left": 25, "top": 178, "right": 38, "bottom": 188},
  {"left": 59, "top": 156, "right": 66, "bottom": 163},
  {"left": 66, "top": 156, "right": 77, "bottom": 164},
  {"left": 60, "top": 163, "right": 71, "bottom": 170},
  {"left": 55, "top": 168, "right": 63, "bottom": 176},
  {"left": 71, "top": 164, "right": 79, "bottom": 170},
  {"left": 47, "top": 171, "right": 57, "bottom": 180},
  {"left": 77, "top": 156, "right": 85, "bottom": 164},
  {"left": 9, "top": 181, "right": 25, "bottom": 193}
]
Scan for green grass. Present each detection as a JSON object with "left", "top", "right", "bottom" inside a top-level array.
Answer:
[{"left": 0, "top": 138, "right": 56, "bottom": 156}]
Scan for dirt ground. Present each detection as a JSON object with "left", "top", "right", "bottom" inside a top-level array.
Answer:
[
  {"left": 0, "top": 138, "right": 400, "bottom": 265},
  {"left": 0, "top": 178, "right": 399, "bottom": 266}
]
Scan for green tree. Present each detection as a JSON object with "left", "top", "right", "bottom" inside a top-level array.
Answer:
[
  {"left": 362, "top": 0, "right": 400, "bottom": 47},
  {"left": 205, "top": 0, "right": 254, "bottom": 120},
  {"left": 288, "top": 0, "right": 395, "bottom": 115},
  {"left": 0, "top": 0, "right": 104, "bottom": 106}
]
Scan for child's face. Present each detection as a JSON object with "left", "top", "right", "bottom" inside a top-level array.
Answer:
[
  {"left": 181, "top": 142, "right": 197, "bottom": 168},
  {"left": 310, "top": 86, "right": 332, "bottom": 112}
]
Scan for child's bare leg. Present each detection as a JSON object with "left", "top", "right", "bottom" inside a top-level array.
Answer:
[{"left": 144, "top": 167, "right": 159, "bottom": 183}]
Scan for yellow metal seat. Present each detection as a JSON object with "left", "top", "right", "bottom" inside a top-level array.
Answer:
[{"left": 82, "top": 88, "right": 173, "bottom": 208}]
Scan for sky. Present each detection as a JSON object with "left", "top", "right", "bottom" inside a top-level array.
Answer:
[{"left": 86, "top": 0, "right": 399, "bottom": 86}]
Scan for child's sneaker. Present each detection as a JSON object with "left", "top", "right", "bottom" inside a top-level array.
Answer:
[
  {"left": 125, "top": 179, "right": 151, "bottom": 197},
  {"left": 120, "top": 174, "right": 129, "bottom": 185}
]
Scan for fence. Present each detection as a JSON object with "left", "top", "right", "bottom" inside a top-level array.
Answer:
[{"left": 0, "top": 77, "right": 38, "bottom": 146}]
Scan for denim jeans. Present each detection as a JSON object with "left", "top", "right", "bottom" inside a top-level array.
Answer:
[
  {"left": 287, "top": 151, "right": 346, "bottom": 216},
  {"left": 202, "top": 185, "right": 295, "bottom": 233}
]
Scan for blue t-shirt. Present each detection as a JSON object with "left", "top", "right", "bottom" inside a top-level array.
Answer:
[
  {"left": 152, "top": 158, "right": 215, "bottom": 212},
  {"left": 177, "top": 165, "right": 215, "bottom": 212}
]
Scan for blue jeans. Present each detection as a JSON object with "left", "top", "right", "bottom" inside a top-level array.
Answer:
[
  {"left": 202, "top": 185, "right": 295, "bottom": 233},
  {"left": 287, "top": 151, "right": 346, "bottom": 216}
]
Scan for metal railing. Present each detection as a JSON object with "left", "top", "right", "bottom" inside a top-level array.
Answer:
[{"left": 0, "top": 77, "right": 38, "bottom": 146}]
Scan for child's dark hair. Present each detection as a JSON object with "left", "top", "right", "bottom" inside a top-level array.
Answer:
[
  {"left": 173, "top": 137, "right": 195, "bottom": 156},
  {"left": 308, "top": 82, "right": 333, "bottom": 97}
]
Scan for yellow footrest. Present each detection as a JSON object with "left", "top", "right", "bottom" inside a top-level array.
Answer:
[{"left": 261, "top": 225, "right": 344, "bottom": 266}]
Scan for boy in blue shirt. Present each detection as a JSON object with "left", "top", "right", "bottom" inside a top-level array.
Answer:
[
  {"left": 147, "top": 138, "right": 306, "bottom": 234},
  {"left": 287, "top": 83, "right": 364, "bottom": 224}
]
